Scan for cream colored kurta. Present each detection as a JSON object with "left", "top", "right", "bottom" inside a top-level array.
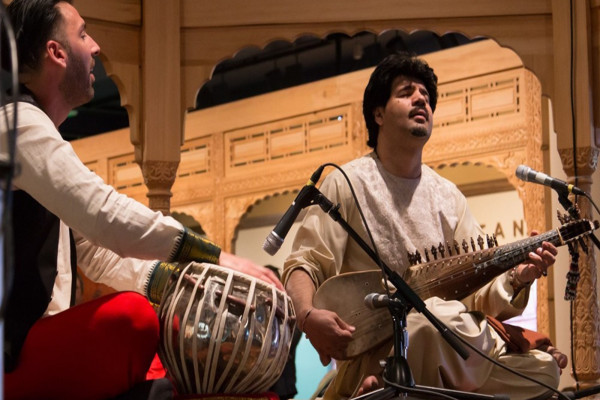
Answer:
[
  {"left": 283, "top": 153, "right": 559, "bottom": 400},
  {"left": 2, "top": 102, "right": 184, "bottom": 313}
]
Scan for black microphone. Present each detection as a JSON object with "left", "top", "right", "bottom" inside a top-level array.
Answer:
[
  {"left": 516, "top": 164, "right": 586, "bottom": 196},
  {"left": 364, "top": 293, "right": 401, "bottom": 309},
  {"left": 262, "top": 166, "right": 325, "bottom": 255}
]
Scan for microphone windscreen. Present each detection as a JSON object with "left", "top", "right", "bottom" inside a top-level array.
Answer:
[
  {"left": 262, "top": 232, "right": 283, "bottom": 256},
  {"left": 515, "top": 164, "right": 530, "bottom": 181}
]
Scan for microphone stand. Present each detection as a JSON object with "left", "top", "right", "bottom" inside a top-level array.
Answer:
[
  {"left": 312, "top": 192, "right": 508, "bottom": 400},
  {"left": 385, "top": 299, "right": 413, "bottom": 389}
]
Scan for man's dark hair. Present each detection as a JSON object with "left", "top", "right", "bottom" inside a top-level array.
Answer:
[
  {"left": 363, "top": 53, "right": 438, "bottom": 149},
  {"left": 6, "top": 0, "right": 72, "bottom": 72}
]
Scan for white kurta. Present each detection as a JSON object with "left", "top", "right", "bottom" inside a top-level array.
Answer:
[
  {"left": 283, "top": 153, "right": 559, "bottom": 400},
  {"left": 3, "top": 102, "right": 184, "bottom": 314}
]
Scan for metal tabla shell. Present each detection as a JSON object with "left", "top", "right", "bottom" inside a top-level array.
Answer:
[{"left": 157, "top": 262, "right": 296, "bottom": 395}]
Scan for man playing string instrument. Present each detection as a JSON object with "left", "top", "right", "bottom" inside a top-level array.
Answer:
[{"left": 283, "top": 53, "right": 567, "bottom": 400}]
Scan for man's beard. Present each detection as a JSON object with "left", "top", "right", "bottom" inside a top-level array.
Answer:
[
  {"left": 410, "top": 125, "right": 429, "bottom": 138},
  {"left": 59, "top": 49, "right": 94, "bottom": 108}
]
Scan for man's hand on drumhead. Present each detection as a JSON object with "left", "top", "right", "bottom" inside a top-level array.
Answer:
[
  {"left": 219, "top": 251, "right": 284, "bottom": 290},
  {"left": 303, "top": 308, "right": 355, "bottom": 365}
]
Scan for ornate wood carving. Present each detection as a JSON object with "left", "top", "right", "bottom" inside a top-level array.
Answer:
[
  {"left": 558, "top": 147, "right": 600, "bottom": 177},
  {"left": 141, "top": 160, "right": 179, "bottom": 214},
  {"left": 557, "top": 148, "right": 600, "bottom": 382}
]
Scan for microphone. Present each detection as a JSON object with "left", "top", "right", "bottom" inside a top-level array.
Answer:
[
  {"left": 364, "top": 293, "right": 401, "bottom": 309},
  {"left": 515, "top": 164, "right": 586, "bottom": 196},
  {"left": 262, "top": 166, "right": 325, "bottom": 255}
]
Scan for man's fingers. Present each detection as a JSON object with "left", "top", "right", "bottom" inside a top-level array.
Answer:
[
  {"left": 335, "top": 315, "right": 356, "bottom": 333},
  {"left": 262, "top": 269, "right": 285, "bottom": 290},
  {"left": 542, "top": 241, "right": 558, "bottom": 256}
]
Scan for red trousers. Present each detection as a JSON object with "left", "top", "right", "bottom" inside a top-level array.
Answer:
[{"left": 5, "top": 292, "right": 160, "bottom": 400}]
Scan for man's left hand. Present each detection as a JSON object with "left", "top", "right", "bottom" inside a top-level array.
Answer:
[{"left": 515, "top": 230, "right": 558, "bottom": 285}]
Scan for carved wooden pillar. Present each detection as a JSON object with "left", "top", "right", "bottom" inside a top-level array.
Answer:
[
  {"left": 558, "top": 149, "right": 600, "bottom": 385},
  {"left": 140, "top": 0, "right": 182, "bottom": 214},
  {"left": 552, "top": 0, "right": 600, "bottom": 386}
]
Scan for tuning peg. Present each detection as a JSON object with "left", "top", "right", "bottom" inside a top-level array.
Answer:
[
  {"left": 486, "top": 234, "right": 494, "bottom": 248},
  {"left": 477, "top": 235, "right": 484, "bottom": 250},
  {"left": 454, "top": 240, "right": 460, "bottom": 255},
  {"left": 431, "top": 245, "right": 438, "bottom": 260},
  {"left": 470, "top": 237, "right": 476, "bottom": 252},
  {"left": 424, "top": 248, "right": 430, "bottom": 262},
  {"left": 557, "top": 210, "right": 574, "bottom": 224},
  {"left": 415, "top": 250, "right": 422, "bottom": 264},
  {"left": 408, "top": 252, "right": 417, "bottom": 265},
  {"left": 462, "top": 239, "right": 469, "bottom": 253},
  {"left": 446, "top": 241, "right": 453, "bottom": 256},
  {"left": 438, "top": 242, "right": 445, "bottom": 258},
  {"left": 492, "top": 234, "right": 498, "bottom": 247}
]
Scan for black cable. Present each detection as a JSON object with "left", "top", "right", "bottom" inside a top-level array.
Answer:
[
  {"left": 568, "top": 0, "right": 580, "bottom": 390},
  {"left": 569, "top": 0, "right": 578, "bottom": 188},
  {"left": 570, "top": 301, "right": 577, "bottom": 389}
]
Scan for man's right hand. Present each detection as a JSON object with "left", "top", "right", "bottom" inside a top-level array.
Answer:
[{"left": 302, "top": 308, "right": 355, "bottom": 365}]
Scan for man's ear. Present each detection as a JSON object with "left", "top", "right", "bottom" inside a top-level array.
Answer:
[
  {"left": 374, "top": 107, "right": 384, "bottom": 126},
  {"left": 46, "top": 40, "right": 67, "bottom": 67}
]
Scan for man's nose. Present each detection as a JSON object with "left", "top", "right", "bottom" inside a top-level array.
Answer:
[
  {"left": 412, "top": 92, "right": 427, "bottom": 106},
  {"left": 90, "top": 37, "right": 100, "bottom": 56}
]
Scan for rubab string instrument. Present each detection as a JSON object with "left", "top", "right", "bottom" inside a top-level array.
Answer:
[{"left": 313, "top": 218, "right": 598, "bottom": 358}]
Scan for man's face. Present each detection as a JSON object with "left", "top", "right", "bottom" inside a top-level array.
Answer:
[
  {"left": 56, "top": 2, "right": 100, "bottom": 107},
  {"left": 374, "top": 75, "right": 434, "bottom": 149}
]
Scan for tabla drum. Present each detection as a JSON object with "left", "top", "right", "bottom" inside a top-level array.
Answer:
[{"left": 157, "top": 262, "right": 296, "bottom": 395}]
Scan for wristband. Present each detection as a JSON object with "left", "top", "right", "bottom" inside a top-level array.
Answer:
[
  {"left": 147, "top": 261, "right": 179, "bottom": 305},
  {"left": 171, "top": 228, "right": 221, "bottom": 264},
  {"left": 300, "top": 308, "right": 314, "bottom": 333}
]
